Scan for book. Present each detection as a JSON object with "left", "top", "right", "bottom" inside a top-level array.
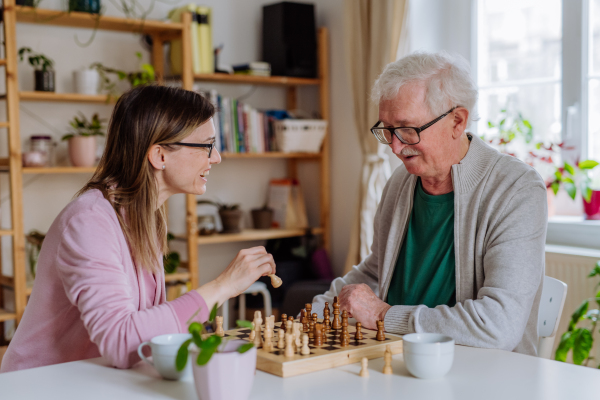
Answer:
[
  {"left": 196, "top": 6, "right": 214, "bottom": 73},
  {"left": 169, "top": 4, "right": 201, "bottom": 75}
]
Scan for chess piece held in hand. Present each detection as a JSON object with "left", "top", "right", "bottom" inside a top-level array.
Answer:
[
  {"left": 382, "top": 345, "right": 393, "bottom": 374},
  {"left": 268, "top": 274, "right": 282, "bottom": 288},
  {"left": 359, "top": 357, "right": 369, "bottom": 378},
  {"left": 215, "top": 315, "right": 225, "bottom": 337}
]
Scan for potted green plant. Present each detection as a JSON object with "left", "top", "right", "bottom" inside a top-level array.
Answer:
[
  {"left": 90, "top": 52, "right": 155, "bottom": 99},
  {"left": 68, "top": 0, "right": 101, "bottom": 14},
  {"left": 164, "top": 232, "right": 180, "bottom": 274},
  {"left": 18, "top": 47, "right": 55, "bottom": 92},
  {"left": 62, "top": 113, "right": 105, "bottom": 167},
  {"left": 25, "top": 230, "right": 45, "bottom": 280},
  {"left": 555, "top": 261, "right": 600, "bottom": 367},
  {"left": 548, "top": 160, "right": 600, "bottom": 219},
  {"left": 176, "top": 304, "right": 256, "bottom": 400},
  {"left": 197, "top": 200, "right": 243, "bottom": 234}
]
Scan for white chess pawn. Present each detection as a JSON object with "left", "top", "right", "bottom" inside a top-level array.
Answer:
[
  {"left": 359, "top": 357, "right": 369, "bottom": 378},
  {"left": 285, "top": 331, "right": 295, "bottom": 358},
  {"left": 301, "top": 333, "right": 310, "bottom": 355},
  {"left": 253, "top": 311, "right": 263, "bottom": 348},
  {"left": 382, "top": 345, "right": 393, "bottom": 374},
  {"left": 248, "top": 322, "right": 255, "bottom": 341},
  {"left": 263, "top": 324, "right": 273, "bottom": 352},
  {"left": 277, "top": 328, "right": 285, "bottom": 349},
  {"left": 293, "top": 322, "right": 302, "bottom": 351}
]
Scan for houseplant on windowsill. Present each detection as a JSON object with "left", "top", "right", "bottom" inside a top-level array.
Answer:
[
  {"left": 176, "top": 304, "right": 256, "bottom": 400},
  {"left": 62, "top": 113, "right": 105, "bottom": 167},
  {"left": 197, "top": 200, "right": 243, "bottom": 234},
  {"left": 547, "top": 160, "right": 600, "bottom": 219},
  {"left": 18, "top": 47, "right": 55, "bottom": 92}
]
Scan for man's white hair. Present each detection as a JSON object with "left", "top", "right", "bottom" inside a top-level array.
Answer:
[{"left": 371, "top": 51, "right": 478, "bottom": 127}]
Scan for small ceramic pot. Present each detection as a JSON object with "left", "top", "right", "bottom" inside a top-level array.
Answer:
[
  {"left": 68, "top": 136, "right": 96, "bottom": 167},
  {"left": 251, "top": 208, "right": 273, "bottom": 230},
  {"left": 219, "top": 209, "right": 243, "bottom": 233},
  {"left": 583, "top": 190, "right": 600, "bottom": 220},
  {"left": 68, "top": 0, "right": 101, "bottom": 13},
  {"left": 73, "top": 69, "right": 100, "bottom": 95},
  {"left": 34, "top": 70, "right": 55, "bottom": 92},
  {"left": 190, "top": 340, "right": 256, "bottom": 400}
]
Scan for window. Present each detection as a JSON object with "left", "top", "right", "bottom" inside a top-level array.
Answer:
[{"left": 588, "top": 0, "right": 600, "bottom": 161}]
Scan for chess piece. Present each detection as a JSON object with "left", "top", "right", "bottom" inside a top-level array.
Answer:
[
  {"left": 341, "top": 310, "right": 350, "bottom": 340},
  {"left": 285, "top": 330, "right": 295, "bottom": 358},
  {"left": 277, "top": 328, "right": 285, "bottom": 349},
  {"left": 332, "top": 300, "right": 341, "bottom": 330},
  {"left": 215, "top": 315, "right": 225, "bottom": 337},
  {"left": 376, "top": 320, "right": 386, "bottom": 341},
  {"left": 301, "top": 333, "right": 310, "bottom": 355},
  {"left": 354, "top": 322, "right": 364, "bottom": 340},
  {"left": 288, "top": 316, "right": 294, "bottom": 325},
  {"left": 314, "top": 323, "right": 324, "bottom": 346},
  {"left": 359, "top": 357, "right": 369, "bottom": 378},
  {"left": 286, "top": 320, "right": 293, "bottom": 338},
  {"left": 293, "top": 322, "right": 302, "bottom": 351},
  {"left": 267, "top": 315, "right": 275, "bottom": 331},
  {"left": 305, "top": 303, "right": 312, "bottom": 321},
  {"left": 382, "top": 345, "right": 393, "bottom": 374},
  {"left": 339, "top": 324, "right": 349, "bottom": 346},
  {"left": 308, "top": 314, "right": 316, "bottom": 339},
  {"left": 268, "top": 274, "right": 282, "bottom": 288},
  {"left": 248, "top": 321, "right": 256, "bottom": 341},
  {"left": 323, "top": 313, "right": 331, "bottom": 333},
  {"left": 253, "top": 311, "right": 263, "bottom": 348},
  {"left": 263, "top": 324, "right": 273, "bottom": 352},
  {"left": 300, "top": 310, "right": 307, "bottom": 330},
  {"left": 312, "top": 313, "right": 318, "bottom": 331},
  {"left": 280, "top": 314, "right": 288, "bottom": 333}
]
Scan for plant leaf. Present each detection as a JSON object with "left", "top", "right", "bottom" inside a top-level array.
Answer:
[
  {"left": 569, "top": 300, "right": 589, "bottom": 331},
  {"left": 555, "top": 331, "right": 574, "bottom": 362},
  {"left": 196, "top": 343, "right": 218, "bottom": 366},
  {"left": 237, "top": 342, "right": 254, "bottom": 354},
  {"left": 209, "top": 303, "right": 218, "bottom": 322},
  {"left": 573, "top": 328, "right": 593, "bottom": 365},
  {"left": 200, "top": 334, "right": 222, "bottom": 350},
  {"left": 175, "top": 338, "right": 193, "bottom": 371},
  {"left": 564, "top": 162, "right": 575, "bottom": 176},
  {"left": 236, "top": 320, "right": 254, "bottom": 329},
  {"left": 551, "top": 181, "right": 560, "bottom": 196},
  {"left": 564, "top": 182, "right": 577, "bottom": 200},
  {"left": 579, "top": 160, "right": 599, "bottom": 170}
]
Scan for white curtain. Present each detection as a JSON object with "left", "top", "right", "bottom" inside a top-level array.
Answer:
[{"left": 343, "top": 0, "right": 410, "bottom": 273}]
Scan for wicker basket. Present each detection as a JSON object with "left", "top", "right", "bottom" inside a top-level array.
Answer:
[{"left": 273, "top": 119, "right": 327, "bottom": 153}]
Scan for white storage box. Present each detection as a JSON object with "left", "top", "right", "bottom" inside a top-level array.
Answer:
[{"left": 273, "top": 119, "right": 327, "bottom": 153}]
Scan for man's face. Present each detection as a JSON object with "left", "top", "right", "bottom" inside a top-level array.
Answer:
[{"left": 378, "top": 82, "right": 458, "bottom": 179}]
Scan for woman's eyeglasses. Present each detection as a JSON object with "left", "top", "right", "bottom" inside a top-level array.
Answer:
[{"left": 171, "top": 142, "right": 215, "bottom": 158}]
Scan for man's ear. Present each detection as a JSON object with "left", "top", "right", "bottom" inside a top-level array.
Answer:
[
  {"left": 452, "top": 107, "right": 469, "bottom": 139},
  {"left": 148, "top": 144, "right": 165, "bottom": 170}
]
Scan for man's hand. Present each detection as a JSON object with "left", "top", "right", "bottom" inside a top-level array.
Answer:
[{"left": 338, "top": 283, "right": 391, "bottom": 330}]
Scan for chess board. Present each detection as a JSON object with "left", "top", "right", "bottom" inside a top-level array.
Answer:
[{"left": 224, "top": 321, "right": 403, "bottom": 377}]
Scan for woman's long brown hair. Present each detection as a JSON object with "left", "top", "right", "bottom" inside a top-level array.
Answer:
[{"left": 79, "top": 85, "right": 215, "bottom": 273}]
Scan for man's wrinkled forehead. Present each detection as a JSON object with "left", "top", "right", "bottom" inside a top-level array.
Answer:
[{"left": 378, "top": 82, "right": 429, "bottom": 125}]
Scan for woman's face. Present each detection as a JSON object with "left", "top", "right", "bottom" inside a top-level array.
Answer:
[{"left": 162, "top": 119, "right": 221, "bottom": 197}]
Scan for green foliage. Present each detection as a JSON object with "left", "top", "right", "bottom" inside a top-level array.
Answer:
[
  {"left": 163, "top": 232, "right": 180, "bottom": 274},
  {"left": 175, "top": 303, "right": 254, "bottom": 371},
  {"left": 197, "top": 199, "right": 240, "bottom": 211},
  {"left": 90, "top": 52, "right": 155, "bottom": 98},
  {"left": 61, "top": 113, "right": 105, "bottom": 141},
  {"left": 486, "top": 108, "right": 534, "bottom": 148},
  {"left": 555, "top": 264, "right": 600, "bottom": 366},
  {"left": 18, "top": 47, "right": 54, "bottom": 72},
  {"left": 549, "top": 160, "right": 599, "bottom": 202}
]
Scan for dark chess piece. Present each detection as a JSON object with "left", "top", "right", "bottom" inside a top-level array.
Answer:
[
  {"left": 280, "top": 314, "right": 287, "bottom": 333},
  {"left": 355, "top": 322, "right": 364, "bottom": 340},
  {"left": 376, "top": 320, "right": 386, "bottom": 341}
]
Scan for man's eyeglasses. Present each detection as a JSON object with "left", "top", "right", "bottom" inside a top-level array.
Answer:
[
  {"left": 171, "top": 142, "right": 216, "bottom": 158},
  {"left": 370, "top": 107, "right": 456, "bottom": 145}
]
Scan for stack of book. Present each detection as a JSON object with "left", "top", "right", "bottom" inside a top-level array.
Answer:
[
  {"left": 204, "top": 89, "right": 289, "bottom": 154},
  {"left": 169, "top": 4, "right": 214, "bottom": 75},
  {"left": 232, "top": 62, "right": 271, "bottom": 77}
]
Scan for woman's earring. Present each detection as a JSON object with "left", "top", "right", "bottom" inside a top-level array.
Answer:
[{"left": 162, "top": 165, "right": 165, "bottom": 170}]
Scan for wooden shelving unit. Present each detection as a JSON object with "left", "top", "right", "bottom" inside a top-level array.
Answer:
[{"left": 0, "top": 3, "right": 330, "bottom": 329}]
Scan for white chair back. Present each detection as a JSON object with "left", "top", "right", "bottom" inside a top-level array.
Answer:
[{"left": 537, "top": 276, "right": 567, "bottom": 359}]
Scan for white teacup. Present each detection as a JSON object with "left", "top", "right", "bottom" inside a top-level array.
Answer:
[
  {"left": 138, "top": 333, "right": 192, "bottom": 380},
  {"left": 402, "top": 333, "right": 454, "bottom": 379}
]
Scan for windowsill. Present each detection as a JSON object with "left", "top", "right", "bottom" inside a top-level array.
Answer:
[{"left": 546, "top": 216, "right": 600, "bottom": 251}]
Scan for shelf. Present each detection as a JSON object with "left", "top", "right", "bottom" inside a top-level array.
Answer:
[
  {"left": 165, "top": 271, "right": 191, "bottom": 283},
  {"left": 15, "top": 6, "right": 183, "bottom": 37},
  {"left": 195, "top": 227, "right": 323, "bottom": 245},
  {"left": 194, "top": 73, "right": 320, "bottom": 86},
  {"left": 0, "top": 230, "right": 13, "bottom": 236},
  {"left": 221, "top": 152, "right": 321, "bottom": 159},
  {"left": 19, "top": 91, "right": 113, "bottom": 103},
  {"left": 23, "top": 166, "right": 97, "bottom": 174},
  {"left": 0, "top": 308, "right": 16, "bottom": 322}
]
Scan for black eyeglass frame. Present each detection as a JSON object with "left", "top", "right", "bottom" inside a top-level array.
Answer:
[
  {"left": 170, "top": 142, "right": 215, "bottom": 158},
  {"left": 370, "top": 107, "right": 457, "bottom": 145}
]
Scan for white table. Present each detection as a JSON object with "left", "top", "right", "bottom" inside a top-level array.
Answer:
[{"left": 1, "top": 346, "right": 598, "bottom": 400}]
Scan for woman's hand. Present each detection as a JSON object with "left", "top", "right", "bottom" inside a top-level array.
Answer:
[{"left": 196, "top": 246, "right": 275, "bottom": 308}]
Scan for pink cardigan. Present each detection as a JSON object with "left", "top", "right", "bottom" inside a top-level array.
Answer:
[{"left": 1, "top": 190, "right": 209, "bottom": 372}]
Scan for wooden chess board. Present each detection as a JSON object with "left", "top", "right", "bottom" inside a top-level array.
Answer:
[{"left": 224, "top": 321, "right": 403, "bottom": 377}]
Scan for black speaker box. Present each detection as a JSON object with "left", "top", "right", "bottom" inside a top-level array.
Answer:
[{"left": 262, "top": 2, "right": 317, "bottom": 78}]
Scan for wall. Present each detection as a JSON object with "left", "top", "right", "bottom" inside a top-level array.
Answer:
[{"left": 2, "top": 0, "right": 359, "bottom": 289}]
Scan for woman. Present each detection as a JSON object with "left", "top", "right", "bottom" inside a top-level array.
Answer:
[{"left": 1, "top": 85, "right": 275, "bottom": 372}]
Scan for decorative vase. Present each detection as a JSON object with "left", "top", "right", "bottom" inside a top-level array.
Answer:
[
  {"left": 34, "top": 70, "right": 55, "bottom": 92},
  {"left": 219, "top": 209, "right": 243, "bottom": 233},
  {"left": 68, "top": 0, "right": 101, "bottom": 13},
  {"left": 190, "top": 340, "right": 256, "bottom": 400},
  {"left": 251, "top": 207, "right": 273, "bottom": 229},
  {"left": 73, "top": 69, "right": 100, "bottom": 95},
  {"left": 68, "top": 136, "right": 96, "bottom": 167},
  {"left": 583, "top": 190, "right": 600, "bottom": 220}
]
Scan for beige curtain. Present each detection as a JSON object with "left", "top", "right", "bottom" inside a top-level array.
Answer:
[{"left": 343, "top": 0, "right": 410, "bottom": 274}]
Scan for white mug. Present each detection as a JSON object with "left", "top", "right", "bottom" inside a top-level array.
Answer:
[
  {"left": 138, "top": 333, "right": 192, "bottom": 380},
  {"left": 402, "top": 333, "right": 454, "bottom": 379}
]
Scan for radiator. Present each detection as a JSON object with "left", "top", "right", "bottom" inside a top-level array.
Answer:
[{"left": 545, "top": 245, "right": 600, "bottom": 361}]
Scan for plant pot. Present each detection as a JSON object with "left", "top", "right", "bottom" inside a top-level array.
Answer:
[
  {"left": 68, "top": 136, "right": 96, "bottom": 167},
  {"left": 68, "top": 0, "right": 101, "bottom": 13},
  {"left": 190, "top": 340, "right": 256, "bottom": 400},
  {"left": 219, "top": 209, "right": 243, "bottom": 234},
  {"left": 34, "top": 70, "right": 55, "bottom": 92},
  {"left": 583, "top": 190, "right": 600, "bottom": 220},
  {"left": 251, "top": 208, "right": 273, "bottom": 229},
  {"left": 73, "top": 69, "right": 100, "bottom": 95},
  {"left": 16, "top": 0, "right": 36, "bottom": 6}
]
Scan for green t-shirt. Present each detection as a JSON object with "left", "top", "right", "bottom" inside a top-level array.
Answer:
[{"left": 387, "top": 178, "right": 456, "bottom": 308}]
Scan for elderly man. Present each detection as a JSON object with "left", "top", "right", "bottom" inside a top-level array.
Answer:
[{"left": 312, "top": 52, "right": 547, "bottom": 355}]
